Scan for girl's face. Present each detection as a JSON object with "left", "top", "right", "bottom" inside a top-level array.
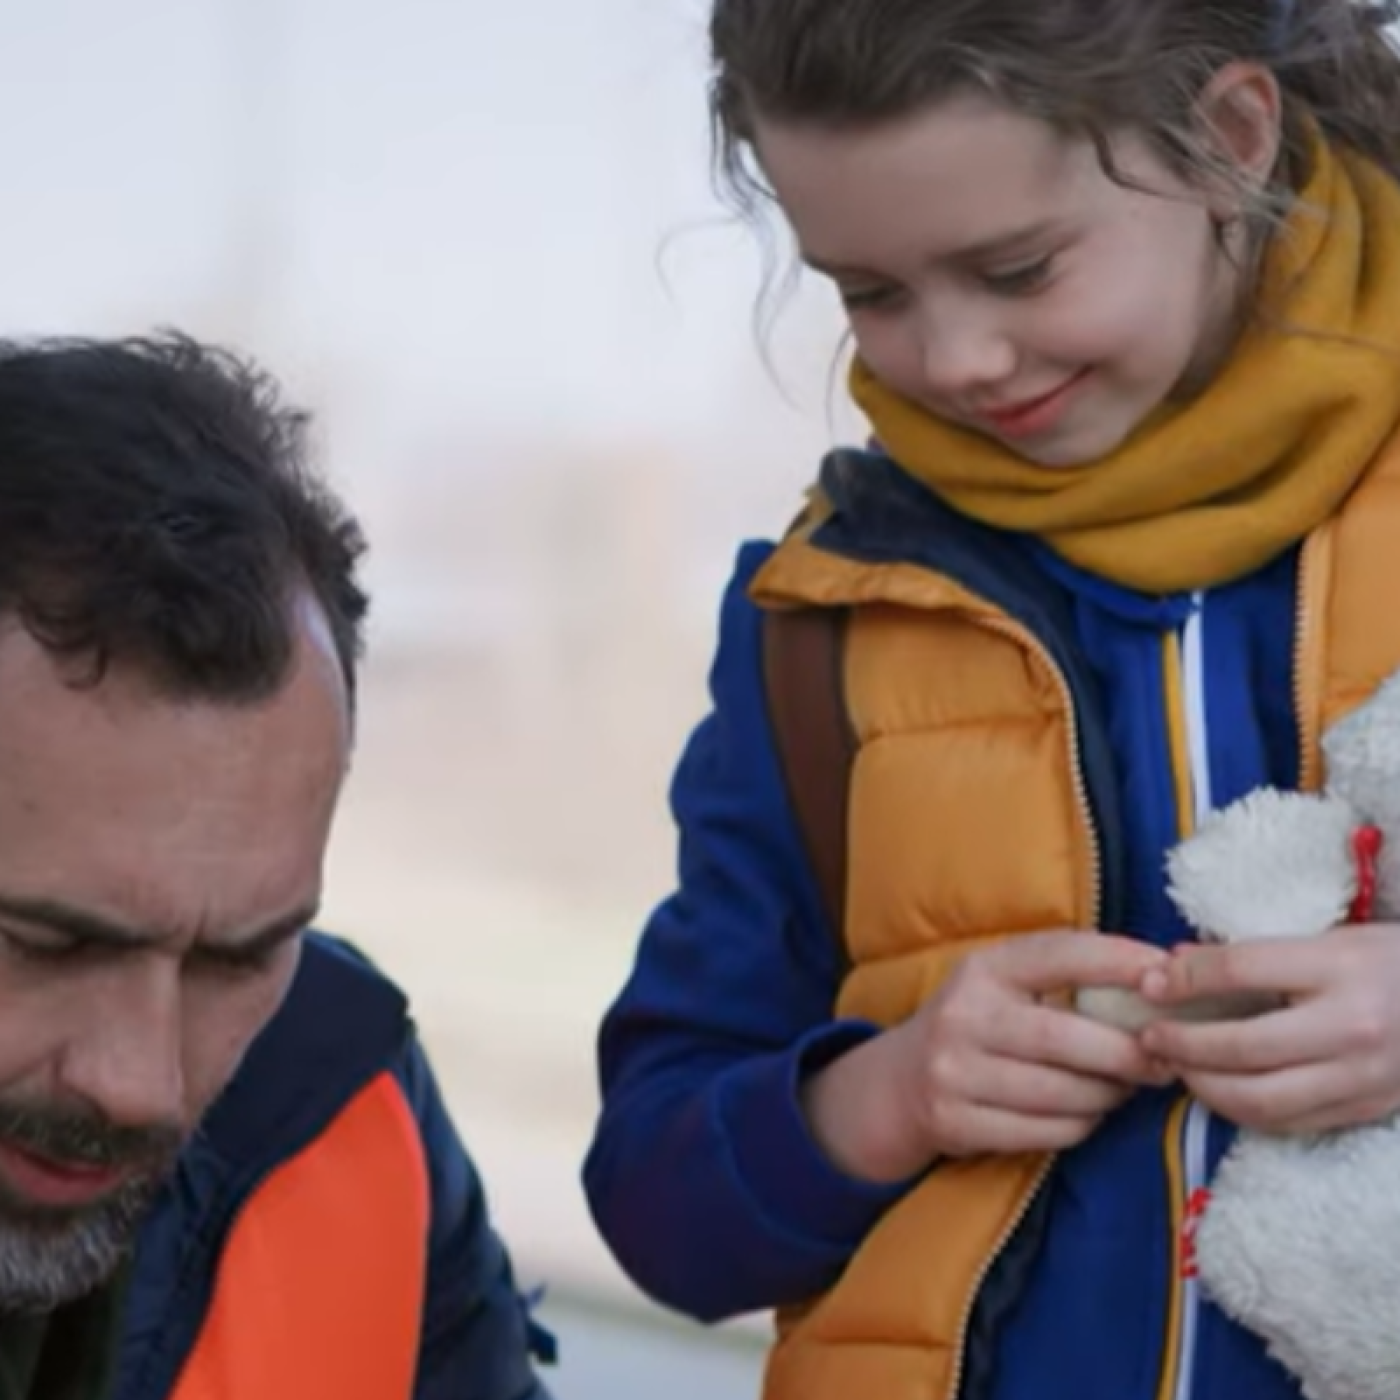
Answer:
[{"left": 755, "top": 92, "right": 1250, "bottom": 468}]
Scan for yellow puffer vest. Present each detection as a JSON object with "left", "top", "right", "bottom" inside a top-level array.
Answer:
[{"left": 747, "top": 445, "right": 1400, "bottom": 1400}]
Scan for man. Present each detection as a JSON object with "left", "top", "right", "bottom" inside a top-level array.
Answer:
[{"left": 0, "top": 334, "right": 551, "bottom": 1399}]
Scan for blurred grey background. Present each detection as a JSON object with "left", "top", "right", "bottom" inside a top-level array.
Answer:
[{"left": 0, "top": 1, "right": 865, "bottom": 1395}]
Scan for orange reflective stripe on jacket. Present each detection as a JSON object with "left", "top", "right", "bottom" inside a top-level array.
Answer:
[{"left": 172, "top": 1070, "right": 430, "bottom": 1400}]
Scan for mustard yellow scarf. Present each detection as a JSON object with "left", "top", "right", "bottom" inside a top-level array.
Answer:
[{"left": 850, "top": 141, "right": 1400, "bottom": 593}]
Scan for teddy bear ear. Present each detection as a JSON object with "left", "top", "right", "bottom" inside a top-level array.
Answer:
[
  {"left": 1322, "top": 668, "right": 1400, "bottom": 829},
  {"left": 1165, "top": 789, "right": 1357, "bottom": 941}
]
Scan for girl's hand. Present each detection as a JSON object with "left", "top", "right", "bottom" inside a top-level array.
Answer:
[
  {"left": 801, "top": 931, "right": 1168, "bottom": 1181},
  {"left": 1138, "top": 927, "right": 1400, "bottom": 1133}
]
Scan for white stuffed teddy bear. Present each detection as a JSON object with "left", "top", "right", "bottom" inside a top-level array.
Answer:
[{"left": 1077, "top": 667, "right": 1400, "bottom": 1400}]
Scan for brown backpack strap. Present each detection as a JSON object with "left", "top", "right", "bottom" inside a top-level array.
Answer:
[{"left": 761, "top": 607, "right": 856, "bottom": 948}]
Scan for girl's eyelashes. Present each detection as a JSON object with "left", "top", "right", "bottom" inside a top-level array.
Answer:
[
  {"left": 833, "top": 254, "right": 1059, "bottom": 312},
  {"left": 837, "top": 283, "right": 905, "bottom": 312},
  {"left": 979, "top": 255, "right": 1055, "bottom": 296}
]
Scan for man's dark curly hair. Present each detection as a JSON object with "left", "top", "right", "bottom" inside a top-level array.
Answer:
[{"left": 0, "top": 331, "right": 368, "bottom": 707}]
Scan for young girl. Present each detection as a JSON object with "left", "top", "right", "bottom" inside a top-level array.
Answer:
[{"left": 583, "top": 3, "right": 1400, "bottom": 1397}]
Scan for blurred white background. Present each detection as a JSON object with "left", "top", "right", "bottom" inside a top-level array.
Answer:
[{"left": 0, "top": 2, "right": 866, "bottom": 1395}]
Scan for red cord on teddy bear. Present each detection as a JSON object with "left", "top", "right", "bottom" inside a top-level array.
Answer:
[
  {"left": 1181, "top": 1187, "right": 1212, "bottom": 1279},
  {"left": 1349, "top": 824, "right": 1385, "bottom": 924}
]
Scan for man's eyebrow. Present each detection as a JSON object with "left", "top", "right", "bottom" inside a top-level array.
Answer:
[
  {"left": 0, "top": 894, "right": 320, "bottom": 955},
  {"left": 801, "top": 220, "right": 1070, "bottom": 278},
  {"left": 202, "top": 907, "right": 319, "bottom": 960}
]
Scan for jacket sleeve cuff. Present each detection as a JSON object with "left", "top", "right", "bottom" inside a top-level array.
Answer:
[{"left": 716, "top": 1020, "right": 915, "bottom": 1248}]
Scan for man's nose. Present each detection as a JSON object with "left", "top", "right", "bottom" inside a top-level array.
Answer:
[{"left": 57, "top": 962, "right": 185, "bottom": 1129}]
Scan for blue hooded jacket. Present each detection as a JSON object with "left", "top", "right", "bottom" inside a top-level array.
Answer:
[{"left": 585, "top": 451, "right": 1306, "bottom": 1400}]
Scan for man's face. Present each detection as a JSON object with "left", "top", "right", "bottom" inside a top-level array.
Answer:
[{"left": 0, "top": 599, "right": 349, "bottom": 1310}]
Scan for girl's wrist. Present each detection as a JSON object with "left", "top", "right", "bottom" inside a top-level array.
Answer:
[{"left": 799, "top": 1030, "right": 936, "bottom": 1184}]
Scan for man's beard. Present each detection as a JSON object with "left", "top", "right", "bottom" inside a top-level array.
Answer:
[{"left": 0, "top": 1096, "right": 183, "bottom": 1313}]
